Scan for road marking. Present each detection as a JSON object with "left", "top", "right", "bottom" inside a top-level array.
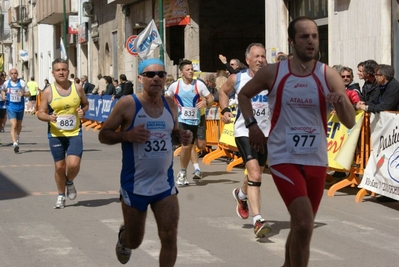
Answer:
[
  {"left": 30, "top": 190, "right": 120, "bottom": 196},
  {"left": 0, "top": 190, "right": 119, "bottom": 198},
  {"left": 102, "top": 219, "right": 224, "bottom": 265},
  {"left": 202, "top": 217, "right": 344, "bottom": 261},
  {"left": 0, "top": 164, "right": 53, "bottom": 168}
]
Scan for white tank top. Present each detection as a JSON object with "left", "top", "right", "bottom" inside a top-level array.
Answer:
[
  {"left": 234, "top": 69, "right": 270, "bottom": 137},
  {"left": 267, "top": 60, "right": 332, "bottom": 167}
]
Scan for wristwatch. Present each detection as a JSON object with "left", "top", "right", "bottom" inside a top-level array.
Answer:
[{"left": 245, "top": 117, "right": 257, "bottom": 128}]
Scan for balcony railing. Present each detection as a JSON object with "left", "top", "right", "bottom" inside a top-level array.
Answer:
[{"left": 8, "top": 5, "right": 32, "bottom": 28}]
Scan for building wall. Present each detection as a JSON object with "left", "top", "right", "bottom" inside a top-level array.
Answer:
[
  {"left": 265, "top": 0, "right": 397, "bottom": 79},
  {"left": 37, "top": 24, "right": 55, "bottom": 87},
  {"left": 328, "top": 0, "right": 392, "bottom": 70},
  {"left": 265, "top": 0, "right": 290, "bottom": 63}
]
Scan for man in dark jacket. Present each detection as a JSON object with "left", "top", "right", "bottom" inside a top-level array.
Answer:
[
  {"left": 113, "top": 74, "right": 133, "bottom": 99},
  {"left": 81, "top": 75, "right": 95, "bottom": 94},
  {"left": 357, "top": 64, "right": 399, "bottom": 113},
  {"left": 360, "top": 59, "right": 379, "bottom": 103}
]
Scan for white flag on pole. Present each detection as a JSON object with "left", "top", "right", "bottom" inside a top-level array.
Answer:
[
  {"left": 132, "top": 20, "right": 162, "bottom": 59},
  {"left": 60, "top": 37, "right": 67, "bottom": 60},
  {"left": 19, "top": 50, "right": 29, "bottom": 62}
]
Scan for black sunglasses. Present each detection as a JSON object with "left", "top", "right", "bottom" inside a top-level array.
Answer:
[{"left": 141, "top": 71, "right": 167, "bottom": 78}]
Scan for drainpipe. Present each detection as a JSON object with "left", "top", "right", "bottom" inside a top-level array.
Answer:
[
  {"left": 63, "top": 0, "right": 67, "bottom": 60},
  {"left": 20, "top": 0, "right": 24, "bottom": 79},
  {"left": 159, "top": 0, "right": 164, "bottom": 62}
]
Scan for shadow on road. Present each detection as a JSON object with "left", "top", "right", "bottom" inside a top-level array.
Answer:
[
  {"left": 239, "top": 220, "right": 327, "bottom": 243},
  {"left": 69, "top": 197, "right": 119, "bottom": 208},
  {"left": 0, "top": 171, "right": 29, "bottom": 200}
]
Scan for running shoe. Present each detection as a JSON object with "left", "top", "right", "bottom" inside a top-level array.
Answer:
[
  {"left": 176, "top": 172, "right": 189, "bottom": 186},
  {"left": 13, "top": 143, "right": 19, "bottom": 153},
  {"left": 232, "top": 188, "right": 249, "bottom": 219},
  {"left": 192, "top": 169, "right": 202, "bottom": 180},
  {"left": 115, "top": 224, "right": 132, "bottom": 264},
  {"left": 54, "top": 195, "right": 66, "bottom": 209},
  {"left": 254, "top": 219, "right": 272, "bottom": 238},
  {"left": 66, "top": 183, "right": 77, "bottom": 200}
]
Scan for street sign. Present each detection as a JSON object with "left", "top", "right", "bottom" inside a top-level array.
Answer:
[{"left": 126, "top": 35, "right": 138, "bottom": 56}]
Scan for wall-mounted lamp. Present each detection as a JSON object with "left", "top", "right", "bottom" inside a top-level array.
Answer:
[
  {"left": 122, "top": 5, "right": 130, "bottom": 17},
  {"left": 134, "top": 22, "right": 147, "bottom": 30}
]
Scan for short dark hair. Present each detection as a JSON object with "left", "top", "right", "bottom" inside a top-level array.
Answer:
[
  {"left": 288, "top": 16, "right": 318, "bottom": 41},
  {"left": 179, "top": 59, "right": 192, "bottom": 71},
  {"left": 375, "top": 64, "right": 395, "bottom": 81},
  {"left": 340, "top": 67, "right": 354, "bottom": 76},
  {"left": 52, "top": 58, "right": 68, "bottom": 70},
  {"left": 97, "top": 74, "right": 102, "bottom": 79},
  {"left": 363, "top": 59, "right": 378, "bottom": 76},
  {"left": 119, "top": 74, "right": 127, "bottom": 81}
]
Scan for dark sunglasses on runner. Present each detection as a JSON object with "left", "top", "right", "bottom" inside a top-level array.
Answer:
[{"left": 141, "top": 71, "right": 167, "bottom": 78}]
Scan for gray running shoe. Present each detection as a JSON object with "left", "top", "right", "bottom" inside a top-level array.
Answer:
[
  {"left": 54, "top": 195, "right": 66, "bottom": 209},
  {"left": 254, "top": 219, "right": 272, "bottom": 238},
  {"left": 176, "top": 172, "right": 189, "bottom": 186},
  {"left": 116, "top": 224, "right": 132, "bottom": 264},
  {"left": 192, "top": 169, "right": 202, "bottom": 180},
  {"left": 66, "top": 183, "right": 77, "bottom": 200}
]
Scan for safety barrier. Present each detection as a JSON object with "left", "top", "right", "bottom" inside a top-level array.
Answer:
[
  {"left": 202, "top": 109, "right": 244, "bottom": 171},
  {"left": 327, "top": 112, "right": 373, "bottom": 202}
]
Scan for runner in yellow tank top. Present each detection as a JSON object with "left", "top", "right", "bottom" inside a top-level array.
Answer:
[
  {"left": 48, "top": 81, "right": 82, "bottom": 137},
  {"left": 37, "top": 58, "right": 89, "bottom": 209}
]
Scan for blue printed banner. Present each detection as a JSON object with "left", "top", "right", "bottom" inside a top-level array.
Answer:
[{"left": 85, "top": 95, "right": 117, "bottom": 122}]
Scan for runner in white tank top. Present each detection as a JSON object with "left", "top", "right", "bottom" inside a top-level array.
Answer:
[
  {"left": 99, "top": 58, "right": 192, "bottom": 265},
  {"left": 236, "top": 17, "right": 355, "bottom": 267},
  {"left": 219, "top": 43, "right": 272, "bottom": 238}
]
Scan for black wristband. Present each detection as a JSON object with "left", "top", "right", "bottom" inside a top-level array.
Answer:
[
  {"left": 245, "top": 117, "right": 257, "bottom": 128},
  {"left": 221, "top": 107, "right": 231, "bottom": 115}
]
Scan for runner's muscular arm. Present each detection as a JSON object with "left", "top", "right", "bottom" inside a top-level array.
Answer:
[
  {"left": 37, "top": 87, "right": 57, "bottom": 122},
  {"left": 76, "top": 84, "right": 89, "bottom": 118},
  {"left": 326, "top": 66, "right": 356, "bottom": 129},
  {"left": 166, "top": 97, "right": 192, "bottom": 146},
  {"left": 99, "top": 96, "right": 149, "bottom": 145},
  {"left": 218, "top": 74, "right": 236, "bottom": 124},
  {"left": 238, "top": 65, "right": 274, "bottom": 153}
]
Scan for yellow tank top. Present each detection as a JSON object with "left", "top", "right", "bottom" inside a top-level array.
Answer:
[{"left": 48, "top": 82, "right": 81, "bottom": 137}]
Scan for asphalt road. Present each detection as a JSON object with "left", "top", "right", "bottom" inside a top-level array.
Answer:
[{"left": 1, "top": 114, "right": 399, "bottom": 266}]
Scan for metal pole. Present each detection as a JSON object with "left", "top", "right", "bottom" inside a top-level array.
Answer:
[
  {"left": 0, "top": 5, "right": 3, "bottom": 72},
  {"left": 159, "top": 0, "right": 164, "bottom": 62},
  {"left": 63, "top": 0, "right": 67, "bottom": 60},
  {"left": 20, "top": 0, "right": 24, "bottom": 79}
]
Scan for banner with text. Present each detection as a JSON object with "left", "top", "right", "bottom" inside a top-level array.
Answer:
[
  {"left": 327, "top": 111, "right": 363, "bottom": 170},
  {"left": 359, "top": 112, "right": 399, "bottom": 200},
  {"left": 85, "top": 95, "right": 117, "bottom": 122}
]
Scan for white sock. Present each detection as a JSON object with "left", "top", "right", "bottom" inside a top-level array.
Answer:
[
  {"left": 193, "top": 163, "right": 200, "bottom": 171},
  {"left": 13, "top": 142, "right": 18, "bottom": 147},
  {"left": 253, "top": 215, "right": 263, "bottom": 225},
  {"left": 238, "top": 188, "right": 247, "bottom": 200}
]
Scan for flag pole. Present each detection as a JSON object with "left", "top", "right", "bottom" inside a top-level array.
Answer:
[
  {"left": 159, "top": 0, "right": 164, "bottom": 63},
  {"left": 63, "top": 0, "right": 67, "bottom": 60}
]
